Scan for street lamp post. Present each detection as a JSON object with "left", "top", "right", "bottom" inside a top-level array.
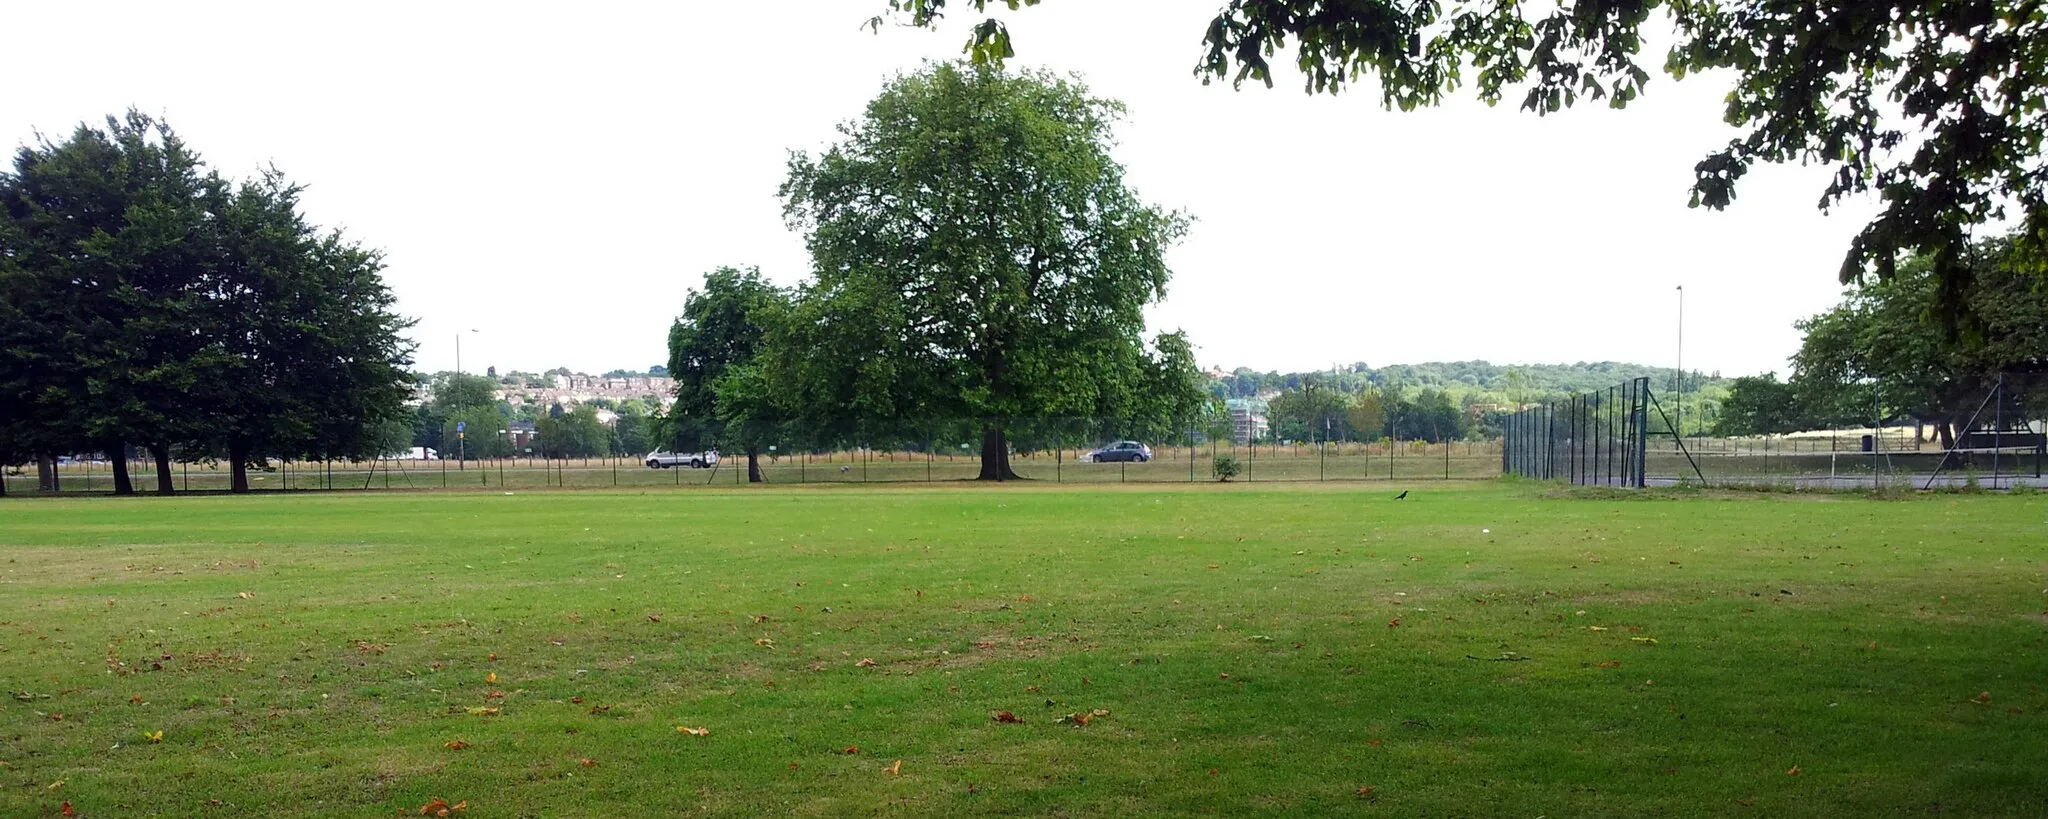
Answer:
[{"left": 456, "top": 328, "right": 478, "bottom": 375}]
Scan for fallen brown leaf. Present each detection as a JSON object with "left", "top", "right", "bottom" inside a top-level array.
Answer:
[
  {"left": 484, "top": 690, "right": 505, "bottom": 699},
  {"left": 992, "top": 711, "right": 1022, "bottom": 723},
  {"left": 885, "top": 759, "right": 902, "bottom": 776},
  {"left": 486, "top": 672, "right": 497, "bottom": 684},
  {"left": 444, "top": 740, "right": 470, "bottom": 750},
  {"left": 579, "top": 757, "right": 598, "bottom": 767},
  {"left": 1387, "top": 618, "right": 1401, "bottom": 628},
  {"left": 467, "top": 707, "right": 499, "bottom": 716},
  {"left": 647, "top": 613, "right": 661, "bottom": 623},
  {"left": 854, "top": 658, "right": 876, "bottom": 668},
  {"left": 1970, "top": 691, "right": 1992, "bottom": 705},
  {"left": 678, "top": 725, "right": 709, "bottom": 736},
  {"left": 1356, "top": 786, "right": 1376, "bottom": 798},
  {"left": 569, "top": 697, "right": 584, "bottom": 704},
  {"left": 843, "top": 745, "right": 859, "bottom": 755},
  {"left": 1786, "top": 765, "right": 1802, "bottom": 776}
]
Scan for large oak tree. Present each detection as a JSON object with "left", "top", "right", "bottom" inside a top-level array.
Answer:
[{"left": 775, "top": 62, "right": 1201, "bottom": 480}]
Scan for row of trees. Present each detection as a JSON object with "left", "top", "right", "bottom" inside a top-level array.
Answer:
[
  {"left": 1, "top": 112, "right": 413, "bottom": 494},
  {"left": 1713, "top": 236, "right": 2048, "bottom": 441},
  {"left": 1262, "top": 377, "right": 1476, "bottom": 444},
  {"left": 1212, "top": 362, "right": 1727, "bottom": 405},
  {"left": 658, "top": 63, "right": 1209, "bottom": 481}
]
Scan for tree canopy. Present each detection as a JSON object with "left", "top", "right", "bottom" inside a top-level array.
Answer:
[
  {"left": 1715, "top": 234, "right": 2048, "bottom": 439},
  {"left": 0, "top": 111, "right": 413, "bottom": 494},
  {"left": 770, "top": 62, "right": 1204, "bottom": 479},
  {"left": 665, "top": 266, "right": 788, "bottom": 482},
  {"left": 874, "top": 1, "right": 2048, "bottom": 316}
]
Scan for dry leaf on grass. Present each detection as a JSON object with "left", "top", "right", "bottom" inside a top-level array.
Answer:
[
  {"left": 677, "top": 726, "right": 709, "bottom": 736},
  {"left": 1970, "top": 691, "right": 1992, "bottom": 705},
  {"left": 145, "top": 730, "right": 163, "bottom": 743},
  {"left": 486, "top": 672, "right": 497, "bottom": 684},
  {"left": 59, "top": 802, "right": 74, "bottom": 817},
  {"left": 1356, "top": 786, "right": 1377, "bottom": 798},
  {"left": 843, "top": 745, "right": 859, "bottom": 755},
  {"left": 854, "top": 658, "right": 876, "bottom": 667},
  {"left": 1631, "top": 637, "right": 1658, "bottom": 644},
  {"left": 444, "top": 740, "right": 470, "bottom": 750},
  {"left": 885, "top": 759, "right": 902, "bottom": 776},
  {"left": 992, "top": 711, "right": 1023, "bottom": 723},
  {"left": 236, "top": 592, "right": 254, "bottom": 600},
  {"left": 579, "top": 758, "right": 598, "bottom": 767},
  {"left": 467, "top": 707, "right": 499, "bottom": 716},
  {"left": 755, "top": 638, "right": 776, "bottom": 648},
  {"left": 417, "top": 797, "right": 468, "bottom": 816},
  {"left": 1786, "top": 765, "right": 1802, "bottom": 776},
  {"left": 1597, "top": 660, "right": 1622, "bottom": 669}
]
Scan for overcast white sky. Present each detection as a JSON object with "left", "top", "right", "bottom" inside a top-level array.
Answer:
[{"left": 7, "top": 1, "right": 1877, "bottom": 379}]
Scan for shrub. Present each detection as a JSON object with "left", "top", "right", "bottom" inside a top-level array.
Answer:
[{"left": 1212, "top": 455, "right": 1241, "bottom": 482}]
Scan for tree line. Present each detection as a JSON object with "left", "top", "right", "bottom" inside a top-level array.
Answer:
[
  {"left": 0, "top": 112, "right": 413, "bottom": 494},
  {"left": 1713, "top": 235, "right": 2047, "bottom": 442},
  {"left": 655, "top": 63, "right": 1209, "bottom": 482},
  {"left": 1261, "top": 377, "right": 1477, "bottom": 444}
]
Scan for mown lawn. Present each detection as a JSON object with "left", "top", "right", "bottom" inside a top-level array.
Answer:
[{"left": 2, "top": 483, "right": 2044, "bottom": 817}]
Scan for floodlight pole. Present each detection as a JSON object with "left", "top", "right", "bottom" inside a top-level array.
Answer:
[{"left": 1674, "top": 285, "right": 1685, "bottom": 439}]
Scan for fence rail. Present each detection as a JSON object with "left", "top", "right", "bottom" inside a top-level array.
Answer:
[{"left": 4, "top": 439, "right": 1509, "bottom": 495}]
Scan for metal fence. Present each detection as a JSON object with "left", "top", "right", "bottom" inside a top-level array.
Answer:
[
  {"left": 1503, "top": 377, "right": 1653, "bottom": 487},
  {"left": 1503, "top": 374, "right": 2047, "bottom": 490},
  {"left": 1646, "top": 373, "right": 2045, "bottom": 490},
  {"left": 3, "top": 423, "right": 1507, "bottom": 495}
]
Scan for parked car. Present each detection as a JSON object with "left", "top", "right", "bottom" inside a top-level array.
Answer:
[
  {"left": 1087, "top": 441, "right": 1153, "bottom": 463},
  {"left": 646, "top": 450, "right": 720, "bottom": 469}
]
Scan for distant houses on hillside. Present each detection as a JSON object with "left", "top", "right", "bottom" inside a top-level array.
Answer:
[{"left": 498, "top": 374, "right": 677, "bottom": 413}]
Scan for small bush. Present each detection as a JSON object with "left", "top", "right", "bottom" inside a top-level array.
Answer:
[{"left": 1212, "top": 455, "right": 1241, "bottom": 482}]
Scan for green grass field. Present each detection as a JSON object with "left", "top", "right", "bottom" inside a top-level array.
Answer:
[{"left": 3, "top": 483, "right": 2044, "bottom": 816}]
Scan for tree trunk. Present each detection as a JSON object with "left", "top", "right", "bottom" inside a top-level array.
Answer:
[
  {"left": 976, "top": 425, "right": 1021, "bottom": 481},
  {"left": 149, "top": 443, "right": 175, "bottom": 495},
  {"left": 38, "top": 455, "right": 58, "bottom": 492},
  {"left": 746, "top": 446, "right": 763, "bottom": 483},
  {"left": 230, "top": 443, "right": 251, "bottom": 494},
  {"left": 109, "top": 442, "right": 135, "bottom": 496}
]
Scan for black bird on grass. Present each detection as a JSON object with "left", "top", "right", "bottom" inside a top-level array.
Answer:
[{"left": 1394, "top": 490, "right": 1409, "bottom": 500}]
